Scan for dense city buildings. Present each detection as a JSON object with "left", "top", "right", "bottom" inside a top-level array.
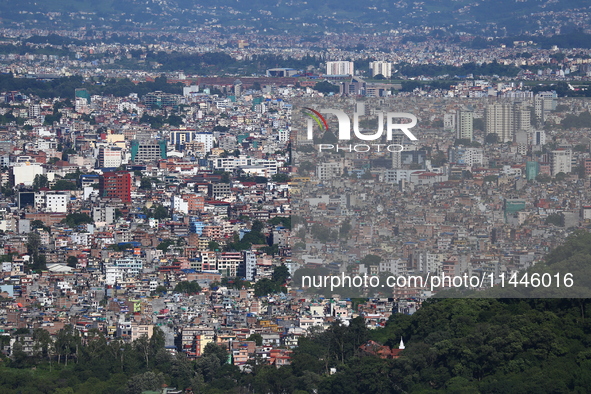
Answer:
[{"left": 0, "top": 2, "right": 591, "bottom": 391}]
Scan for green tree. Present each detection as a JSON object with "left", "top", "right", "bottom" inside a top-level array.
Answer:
[
  {"left": 66, "top": 256, "right": 78, "bottom": 268},
  {"left": 156, "top": 239, "right": 174, "bottom": 251},
  {"left": 33, "top": 174, "right": 48, "bottom": 190},
  {"left": 173, "top": 281, "right": 202, "bottom": 294},
  {"left": 26, "top": 232, "right": 42, "bottom": 269},
  {"left": 52, "top": 179, "right": 77, "bottom": 190},
  {"left": 313, "top": 81, "right": 339, "bottom": 94},
  {"left": 272, "top": 264, "right": 290, "bottom": 285},
  {"left": 254, "top": 278, "right": 282, "bottom": 297},
  {"left": 195, "top": 342, "right": 229, "bottom": 382},
  {"left": 361, "top": 254, "right": 382, "bottom": 265},
  {"left": 485, "top": 133, "right": 498, "bottom": 143},
  {"left": 272, "top": 173, "right": 290, "bottom": 182},
  {"left": 152, "top": 204, "right": 169, "bottom": 220},
  {"left": 154, "top": 285, "right": 167, "bottom": 294},
  {"left": 62, "top": 213, "right": 93, "bottom": 227},
  {"left": 139, "top": 178, "right": 152, "bottom": 190},
  {"left": 431, "top": 150, "right": 447, "bottom": 166},
  {"left": 126, "top": 371, "right": 165, "bottom": 394},
  {"left": 247, "top": 333, "right": 264, "bottom": 346},
  {"left": 545, "top": 213, "right": 565, "bottom": 227},
  {"left": 208, "top": 241, "right": 221, "bottom": 251}
]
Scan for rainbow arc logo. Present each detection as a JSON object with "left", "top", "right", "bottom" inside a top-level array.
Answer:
[{"left": 302, "top": 107, "right": 418, "bottom": 141}]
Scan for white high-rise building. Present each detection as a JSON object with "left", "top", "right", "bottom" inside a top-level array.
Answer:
[
  {"left": 326, "top": 61, "right": 354, "bottom": 76},
  {"left": 44, "top": 192, "right": 68, "bottom": 213},
  {"left": 532, "top": 130, "right": 546, "bottom": 146},
  {"left": 244, "top": 251, "right": 257, "bottom": 281},
  {"left": 456, "top": 111, "right": 474, "bottom": 141},
  {"left": 105, "top": 258, "right": 143, "bottom": 285},
  {"left": 170, "top": 129, "right": 196, "bottom": 147},
  {"left": 485, "top": 103, "right": 513, "bottom": 143},
  {"left": 534, "top": 91, "right": 557, "bottom": 123},
  {"left": 514, "top": 103, "right": 531, "bottom": 134},
  {"left": 391, "top": 134, "right": 404, "bottom": 169},
  {"left": 194, "top": 132, "right": 214, "bottom": 153},
  {"left": 369, "top": 61, "right": 392, "bottom": 78},
  {"left": 443, "top": 113, "right": 456, "bottom": 130},
  {"left": 12, "top": 163, "right": 45, "bottom": 186},
  {"left": 183, "top": 85, "right": 199, "bottom": 96},
  {"left": 550, "top": 149, "right": 572, "bottom": 176},
  {"left": 278, "top": 129, "right": 290, "bottom": 142}
]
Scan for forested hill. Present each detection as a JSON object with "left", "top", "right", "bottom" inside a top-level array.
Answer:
[{"left": 0, "top": 0, "right": 589, "bottom": 36}]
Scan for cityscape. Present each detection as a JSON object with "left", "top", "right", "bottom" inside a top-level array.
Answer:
[{"left": 0, "top": 1, "right": 590, "bottom": 393}]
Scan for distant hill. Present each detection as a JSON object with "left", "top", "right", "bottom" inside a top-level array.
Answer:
[{"left": 1, "top": 0, "right": 589, "bottom": 38}]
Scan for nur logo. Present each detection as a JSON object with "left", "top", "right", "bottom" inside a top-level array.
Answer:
[{"left": 303, "top": 107, "right": 418, "bottom": 141}]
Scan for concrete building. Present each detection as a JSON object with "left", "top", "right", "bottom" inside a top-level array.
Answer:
[
  {"left": 93, "top": 205, "right": 116, "bottom": 224},
  {"left": 532, "top": 130, "right": 546, "bottom": 146},
  {"left": 550, "top": 149, "right": 572, "bottom": 176},
  {"left": 12, "top": 163, "right": 44, "bottom": 186},
  {"left": 485, "top": 103, "right": 513, "bottom": 143},
  {"left": 326, "top": 61, "right": 354, "bottom": 76},
  {"left": 194, "top": 132, "right": 214, "bottom": 153},
  {"left": 99, "top": 171, "right": 132, "bottom": 203},
  {"left": 526, "top": 161, "right": 539, "bottom": 180},
  {"left": 105, "top": 258, "right": 143, "bottom": 285},
  {"left": 131, "top": 140, "right": 167, "bottom": 163},
  {"left": 37, "top": 191, "right": 69, "bottom": 213},
  {"left": 316, "top": 162, "right": 342, "bottom": 180},
  {"left": 534, "top": 91, "right": 557, "bottom": 123},
  {"left": 369, "top": 61, "right": 392, "bottom": 78},
  {"left": 170, "top": 128, "right": 196, "bottom": 148},
  {"left": 448, "top": 147, "right": 484, "bottom": 167},
  {"left": 456, "top": 111, "right": 473, "bottom": 141},
  {"left": 97, "top": 146, "right": 123, "bottom": 168},
  {"left": 243, "top": 251, "right": 257, "bottom": 281}
]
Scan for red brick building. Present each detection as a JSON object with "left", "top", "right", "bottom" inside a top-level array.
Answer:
[{"left": 99, "top": 171, "right": 131, "bottom": 203}]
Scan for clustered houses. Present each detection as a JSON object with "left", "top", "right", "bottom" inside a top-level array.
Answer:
[
  {"left": 3, "top": 22, "right": 591, "bottom": 87},
  {"left": 0, "top": 80, "right": 300, "bottom": 365},
  {"left": 0, "top": 77, "right": 417, "bottom": 368},
  {"left": 1, "top": 272, "right": 411, "bottom": 368},
  {"left": 0, "top": 61, "right": 590, "bottom": 367},
  {"left": 291, "top": 95, "right": 591, "bottom": 298}
]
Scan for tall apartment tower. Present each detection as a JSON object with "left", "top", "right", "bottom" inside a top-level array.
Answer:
[
  {"left": 391, "top": 134, "right": 404, "bottom": 169},
  {"left": 485, "top": 102, "right": 533, "bottom": 143},
  {"left": 532, "top": 130, "right": 546, "bottom": 146},
  {"left": 550, "top": 149, "right": 572, "bottom": 176},
  {"left": 326, "top": 61, "right": 354, "bottom": 76},
  {"left": 534, "top": 91, "right": 557, "bottom": 123},
  {"left": 514, "top": 102, "right": 531, "bottom": 134},
  {"left": 485, "top": 103, "right": 514, "bottom": 143},
  {"left": 369, "top": 61, "right": 392, "bottom": 78},
  {"left": 455, "top": 111, "right": 474, "bottom": 141}
]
